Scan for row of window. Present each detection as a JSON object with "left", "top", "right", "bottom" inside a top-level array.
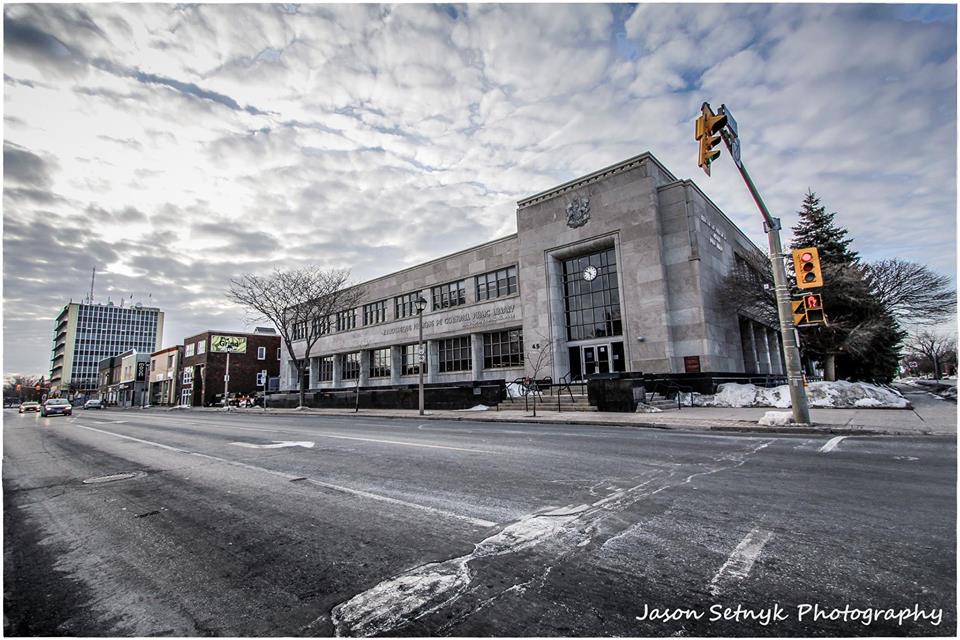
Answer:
[
  {"left": 306, "top": 330, "right": 524, "bottom": 381},
  {"left": 185, "top": 341, "right": 281, "bottom": 361},
  {"left": 292, "top": 266, "right": 520, "bottom": 342}
]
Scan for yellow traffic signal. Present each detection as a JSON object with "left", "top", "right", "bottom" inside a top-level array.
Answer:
[
  {"left": 791, "top": 300, "right": 806, "bottom": 325},
  {"left": 792, "top": 247, "right": 823, "bottom": 289},
  {"left": 695, "top": 103, "right": 727, "bottom": 176}
]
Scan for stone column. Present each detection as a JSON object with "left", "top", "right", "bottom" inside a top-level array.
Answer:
[
  {"left": 390, "top": 346, "right": 402, "bottom": 385},
  {"left": 740, "top": 318, "right": 759, "bottom": 374},
  {"left": 332, "top": 354, "right": 343, "bottom": 388},
  {"left": 471, "top": 333, "right": 484, "bottom": 381},
  {"left": 427, "top": 339, "right": 439, "bottom": 383},
  {"left": 309, "top": 356, "right": 318, "bottom": 389},
  {"left": 359, "top": 351, "right": 370, "bottom": 387},
  {"left": 753, "top": 323, "right": 771, "bottom": 374},
  {"left": 766, "top": 328, "right": 784, "bottom": 375}
]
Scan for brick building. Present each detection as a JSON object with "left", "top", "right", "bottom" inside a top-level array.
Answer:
[
  {"left": 180, "top": 328, "right": 281, "bottom": 406},
  {"left": 150, "top": 345, "right": 183, "bottom": 406}
]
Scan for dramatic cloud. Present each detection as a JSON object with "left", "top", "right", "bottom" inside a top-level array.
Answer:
[{"left": 3, "top": 3, "right": 956, "bottom": 376}]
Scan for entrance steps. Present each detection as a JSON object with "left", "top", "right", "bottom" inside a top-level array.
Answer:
[
  {"left": 510, "top": 392, "right": 597, "bottom": 412},
  {"left": 643, "top": 392, "right": 681, "bottom": 411}
]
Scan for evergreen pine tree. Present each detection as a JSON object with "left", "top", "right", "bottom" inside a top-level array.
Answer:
[
  {"left": 788, "top": 191, "right": 901, "bottom": 381},
  {"left": 790, "top": 190, "right": 859, "bottom": 264}
]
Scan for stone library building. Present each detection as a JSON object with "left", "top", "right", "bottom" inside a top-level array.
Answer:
[{"left": 281, "top": 152, "right": 785, "bottom": 402}]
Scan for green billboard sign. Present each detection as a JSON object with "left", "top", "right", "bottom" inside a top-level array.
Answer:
[{"left": 211, "top": 335, "right": 247, "bottom": 354}]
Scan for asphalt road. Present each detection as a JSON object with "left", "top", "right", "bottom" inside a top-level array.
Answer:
[{"left": 3, "top": 409, "right": 955, "bottom": 636}]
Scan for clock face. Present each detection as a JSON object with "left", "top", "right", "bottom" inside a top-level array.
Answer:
[{"left": 583, "top": 265, "right": 599, "bottom": 281}]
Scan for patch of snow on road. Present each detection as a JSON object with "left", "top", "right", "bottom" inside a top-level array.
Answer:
[
  {"left": 758, "top": 411, "right": 794, "bottom": 426},
  {"left": 689, "top": 381, "right": 910, "bottom": 409}
]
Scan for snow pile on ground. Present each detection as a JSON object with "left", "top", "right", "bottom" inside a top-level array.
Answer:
[
  {"left": 458, "top": 404, "right": 490, "bottom": 411},
  {"left": 758, "top": 411, "right": 795, "bottom": 426},
  {"left": 505, "top": 383, "right": 524, "bottom": 398},
  {"left": 635, "top": 403, "right": 663, "bottom": 413},
  {"left": 687, "top": 381, "right": 910, "bottom": 409}
]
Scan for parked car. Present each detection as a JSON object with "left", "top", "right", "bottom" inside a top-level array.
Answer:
[
  {"left": 84, "top": 399, "right": 104, "bottom": 410},
  {"left": 19, "top": 401, "right": 40, "bottom": 414},
  {"left": 40, "top": 398, "right": 72, "bottom": 417}
]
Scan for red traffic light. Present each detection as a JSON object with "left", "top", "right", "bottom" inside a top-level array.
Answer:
[{"left": 792, "top": 247, "right": 824, "bottom": 289}]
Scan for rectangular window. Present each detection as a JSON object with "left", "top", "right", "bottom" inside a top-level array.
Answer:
[
  {"left": 402, "top": 344, "right": 426, "bottom": 375},
  {"left": 363, "top": 300, "right": 387, "bottom": 326},
  {"left": 395, "top": 292, "right": 422, "bottom": 319},
  {"left": 562, "top": 248, "right": 622, "bottom": 341},
  {"left": 185, "top": 343, "right": 195, "bottom": 357},
  {"left": 277, "top": 347, "right": 282, "bottom": 360},
  {"left": 475, "top": 266, "right": 518, "bottom": 301},
  {"left": 197, "top": 340, "right": 206, "bottom": 355},
  {"left": 167, "top": 354, "right": 174, "bottom": 368},
  {"left": 342, "top": 352, "right": 361, "bottom": 380},
  {"left": 180, "top": 389, "right": 191, "bottom": 406},
  {"left": 257, "top": 346, "right": 266, "bottom": 360},
  {"left": 292, "top": 321, "right": 307, "bottom": 341},
  {"left": 438, "top": 337, "right": 472, "bottom": 373},
  {"left": 336, "top": 309, "right": 357, "bottom": 332},
  {"left": 311, "top": 315, "right": 331, "bottom": 336},
  {"left": 318, "top": 356, "right": 334, "bottom": 382},
  {"left": 483, "top": 329, "right": 524, "bottom": 369},
  {"left": 183, "top": 369, "right": 193, "bottom": 385},
  {"left": 369, "top": 348, "right": 391, "bottom": 378},
  {"left": 432, "top": 280, "right": 466, "bottom": 311}
]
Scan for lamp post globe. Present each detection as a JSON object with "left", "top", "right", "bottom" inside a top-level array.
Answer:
[{"left": 415, "top": 296, "right": 427, "bottom": 415}]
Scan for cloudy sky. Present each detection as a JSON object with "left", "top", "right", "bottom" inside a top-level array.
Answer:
[{"left": 3, "top": 2, "right": 957, "bottom": 377}]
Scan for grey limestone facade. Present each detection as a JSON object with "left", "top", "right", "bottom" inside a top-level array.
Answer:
[{"left": 282, "top": 152, "right": 782, "bottom": 392}]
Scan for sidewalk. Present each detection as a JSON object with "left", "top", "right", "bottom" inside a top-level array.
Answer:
[{"left": 169, "top": 399, "right": 956, "bottom": 436}]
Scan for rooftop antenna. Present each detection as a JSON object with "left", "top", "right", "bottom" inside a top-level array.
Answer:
[{"left": 89, "top": 266, "right": 96, "bottom": 304}]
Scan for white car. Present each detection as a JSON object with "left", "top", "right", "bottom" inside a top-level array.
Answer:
[{"left": 84, "top": 399, "right": 104, "bottom": 410}]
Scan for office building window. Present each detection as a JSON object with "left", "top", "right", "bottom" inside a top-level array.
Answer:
[
  {"left": 395, "top": 292, "right": 422, "bottom": 319},
  {"left": 197, "top": 340, "right": 206, "bottom": 354},
  {"left": 312, "top": 315, "right": 330, "bottom": 336},
  {"left": 484, "top": 330, "right": 524, "bottom": 369},
  {"left": 476, "top": 266, "right": 518, "bottom": 301},
  {"left": 342, "top": 352, "right": 361, "bottom": 380},
  {"left": 183, "top": 369, "right": 193, "bottom": 385},
  {"left": 370, "top": 348, "right": 391, "bottom": 378},
  {"left": 257, "top": 346, "right": 266, "bottom": 360},
  {"left": 438, "top": 337, "right": 472, "bottom": 373},
  {"left": 432, "top": 280, "right": 466, "bottom": 310},
  {"left": 363, "top": 301, "right": 387, "bottom": 326},
  {"left": 336, "top": 309, "right": 356, "bottom": 332},
  {"left": 318, "top": 356, "right": 334, "bottom": 382},
  {"left": 185, "top": 343, "right": 195, "bottom": 357},
  {"left": 562, "top": 248, "right": 622, "bottom": 341},
  {"left": 401, "top": 344, "right": 426, "bottom": 375},
  {"left": 292, "top": 321, "right": 307, "bottom": 341}
]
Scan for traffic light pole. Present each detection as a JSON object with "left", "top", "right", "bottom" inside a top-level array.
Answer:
[{"left": 723, "top": 133, "right": 811, "bottom": 425}]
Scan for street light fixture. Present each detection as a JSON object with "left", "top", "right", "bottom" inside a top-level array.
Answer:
[{"left": 415, "top": 296, "right": 428, "bottom": 416}]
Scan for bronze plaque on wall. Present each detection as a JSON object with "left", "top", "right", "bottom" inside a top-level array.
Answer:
[{"left": 683, "top": 356, "right": 701, "bottom": 373}]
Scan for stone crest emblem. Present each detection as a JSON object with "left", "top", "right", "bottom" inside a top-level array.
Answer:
[{"left": 566, "top": 196, "right": 591, "bottom": 229}]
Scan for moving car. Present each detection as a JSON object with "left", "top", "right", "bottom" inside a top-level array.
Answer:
[
  {"left": 19, "top": 401, "right": 40, "bottom": 414},
  {"left": 40, "top": 398, "right": 72, "bottom": 417},
  {"left": 84, "top": 399, "right": 103, "bottom": 410}
]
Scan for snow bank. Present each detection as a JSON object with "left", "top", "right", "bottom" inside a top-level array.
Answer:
[
  {"left": 505, "top": 382, "right": 524, "bottom": 398},
  {"left": 635, "top": 403, "right": 663, "bottom": 413},
  {"left": 688, "top": 381, "right": 910, "bottom": 409}
]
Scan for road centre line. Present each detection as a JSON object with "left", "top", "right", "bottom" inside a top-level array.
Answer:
[
  {"left": 818, "top": 436, "right": 847, "bottom": 453},
  {"left": 69, "top": 423, "right": 497, "bottom": 528}
]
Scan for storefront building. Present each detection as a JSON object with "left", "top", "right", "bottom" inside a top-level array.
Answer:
[
  {"left": 282, "top": 152, "right": 783, "bottom": 394},
  {"left": 180, "top": 329, "right": 281, "bottom": 406},
  {"left": 149, "top": 345, "right": 182, "bottom": 406}
]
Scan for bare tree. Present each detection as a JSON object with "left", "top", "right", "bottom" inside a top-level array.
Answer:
[
  {"left": 861, "top": 259, "right": 956, "bottom": 325},
  {"left": 524, "top": 336, "right": 554, "bottom": 417},
  {"left": 3, "top": 374, "right": 42, "bottom": 403},
  {"left": 227, "top": 267, "right": 364, "bottom": 408},
  {"left": 715, "top": 249, "right": 779, "bottom": 326},
  {"left": 905, "top": 331, "right": 957, "bottom": 380}
]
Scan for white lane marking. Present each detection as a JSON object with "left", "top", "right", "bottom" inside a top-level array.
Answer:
[
  {"left": 70, "top": 423, "right": 496, "bottom": 528},
  {"left": 818, "top": 436, "right": 847, "bottom": 453},
  {"left": 229, "top": 440, "right": 315, "bottom": 449},
  {"left": 708, "top": 528, "right": 774, "bottom": 596},
  {"left": 312, "top": 433, "right": 495, "bottom": 454}
]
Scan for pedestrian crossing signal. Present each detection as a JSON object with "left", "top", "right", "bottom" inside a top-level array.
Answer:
[{"left": 804, "top": 294, "right": 825, "bottom": 324}]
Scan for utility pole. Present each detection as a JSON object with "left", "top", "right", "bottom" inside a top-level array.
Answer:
[{"left": 695, "top": 102, "right": 811, "bottom": 425}]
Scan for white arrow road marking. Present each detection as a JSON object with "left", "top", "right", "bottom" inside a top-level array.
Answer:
[
  {"left": 708, "top": 528, "right": 774, "bottom": 596},
  {"left": 69, "top": 423, "right": 494, "bottom": 528},
  {"left": 818, "top": 436, "right": 847, "bottom": 453},
  {"left": 230, "top": 440, "right": 315, "bottom": 449}
]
